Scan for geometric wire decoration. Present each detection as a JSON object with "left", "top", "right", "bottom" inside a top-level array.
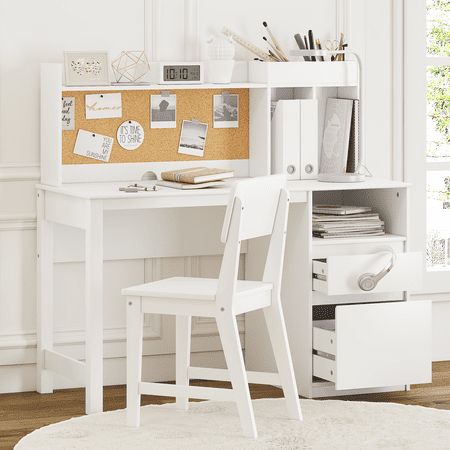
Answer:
[{"left": 111, "top": 51, "right": 150, "bottom": 83}]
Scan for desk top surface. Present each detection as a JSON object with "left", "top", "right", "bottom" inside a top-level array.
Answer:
[{"left": 36, "top": 178, "right": 409, "bottom": 201}]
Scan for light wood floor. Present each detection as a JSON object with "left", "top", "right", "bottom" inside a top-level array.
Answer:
[{"left": 1, "top": 361, "right": 449, "bottom": 450}]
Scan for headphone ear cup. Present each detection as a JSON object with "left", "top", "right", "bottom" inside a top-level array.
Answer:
[{"left": 358, "top": 273, "right": 376, "bottom": 291}]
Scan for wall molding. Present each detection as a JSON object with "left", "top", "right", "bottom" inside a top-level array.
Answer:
[
  {"left": 0, "top": 163, "right": 40, "bottom": 182},
  {"left": 392, "top": 0, "right": 405, "bottom": 181},
  {"left": 144, "top": 0, "right": 160, "bottom": 61},
  {"left": 0, "top": 214, "right": 36, "bottom": 231}
]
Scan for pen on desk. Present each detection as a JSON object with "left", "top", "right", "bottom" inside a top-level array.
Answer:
[
  {"left": 336, "top": 32, "right": 345, "bottom": 61},
  {"left": 315, "top": 39, "right": 325, "bottom": 61},
  {"left": 308, "top": 30, "right": 316, "bottom": 61},
  {"left": 263, "top": 21, "right": 289, "bottom": 61},
  {"left": 268, "top": 49, "right": 282, "bottom": 62},
  {"left": 294, "top": 33, "right": 310, "bottom": 61},
  {"left": 263, "top": 36, "right": 287, "bottom": 61}
]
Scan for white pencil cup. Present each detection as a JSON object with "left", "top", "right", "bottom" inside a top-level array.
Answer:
[{"left": 205, "top": 60, "right": 235, "bottom": 84}]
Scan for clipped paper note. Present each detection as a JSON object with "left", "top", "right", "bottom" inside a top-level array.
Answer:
[
  {"left": 61, "top": 97, "right": 75, "bottom": 130},
  {"left": 74, "top": 129, "right": 114, "bottom": 162},
  {"left": 85, "top": 93, "right": 122, "bottom": 119}
]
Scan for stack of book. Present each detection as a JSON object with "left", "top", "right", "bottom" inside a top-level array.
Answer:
[
  {"left": 156, "top": 167, "right": 234, "bottom": 190},
  {"left": 312, "top": 205, "right": 385, "bottom": 239}
]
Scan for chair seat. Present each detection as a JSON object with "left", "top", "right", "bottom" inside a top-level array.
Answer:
[{"left": 122, "top": 277, "right": 273, "bottom": 301}]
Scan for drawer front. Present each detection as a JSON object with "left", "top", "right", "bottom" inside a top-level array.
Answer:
[
  {"left": 333, "top": 301, "right": 432, "bottom": 390},
  {"left": 313, "top": 355, "right": 336, "bottom": 383},
  {"left": 313, "top": 251, "right": 423, "bottom": 295},
  {"left": 313, "top": 322, "right": 336, "bottom": 355}
]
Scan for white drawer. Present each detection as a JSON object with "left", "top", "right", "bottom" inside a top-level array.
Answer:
[
  {"left": 312, "top": 251, "right": 423, "bottom": 295},
  {"left": 312, "top": 301, "right": 432, "bottom": 390}
]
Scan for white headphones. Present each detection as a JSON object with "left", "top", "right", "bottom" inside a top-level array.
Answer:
[{"left": 358, "top": 247, "right": 396, "bottom": 292}]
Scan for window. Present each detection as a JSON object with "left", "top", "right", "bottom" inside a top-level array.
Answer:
[
  {"left": 405, "top": 0, "right": 450, "bottom": 293},
  {"left": 426, "top": 0, "right": 450, "bottom": 271}
]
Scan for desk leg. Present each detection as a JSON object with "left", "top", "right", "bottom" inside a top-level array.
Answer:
[
  {"left": 36, "top": 190, "right": 54, "bottom": 393},
  {"left": 85, "top": 200, "right": 104, "bottom": 414}
]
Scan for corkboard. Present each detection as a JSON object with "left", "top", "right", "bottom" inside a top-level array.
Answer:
[{"left": 62, "top": 88, "right": 249, "bottom": 165}]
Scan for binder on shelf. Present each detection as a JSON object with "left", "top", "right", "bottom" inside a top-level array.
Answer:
[{"left": 271, "top": 99, "right": 318, "bottom": 180}]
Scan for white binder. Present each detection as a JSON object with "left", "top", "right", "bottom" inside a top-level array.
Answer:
[{"left": 271, "top": 99, "right": 318, "bottom": 180}]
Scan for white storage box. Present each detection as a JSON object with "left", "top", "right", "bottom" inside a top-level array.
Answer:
[{"left": 248, "top": 61, "right": 358, "bottom": 86}]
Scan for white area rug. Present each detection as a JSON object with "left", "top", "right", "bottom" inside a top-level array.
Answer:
[{"left": 15, "top": 398, "right": 450, "bottom": 449}]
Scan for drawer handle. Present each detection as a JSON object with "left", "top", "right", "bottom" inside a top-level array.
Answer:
[
  {"left": 358, "top": 247, "right": 396, "bottom": 292},
  {"left": 330, "top": 338, "right": 334, "bottom": 345},
  {"left": 330, "top": 370, "right": 334, "bottom": 376}
]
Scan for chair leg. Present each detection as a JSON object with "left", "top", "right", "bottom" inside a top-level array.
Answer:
[
  {"left": 217, "top": 313, "right": 257, "bottom": 439},
  {"left": 126, "top": 297, "right": 144, "bottom": 427},
  {"left": 176, "top": 315, "right": 191, "bottom": 410},
  {"left": 264, "top": 301, "right": 302, "bottom": 421}
]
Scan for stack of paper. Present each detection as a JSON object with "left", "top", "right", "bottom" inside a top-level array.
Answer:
[{"left": 312, "top": 205, "right": 385, "bottom": 239}]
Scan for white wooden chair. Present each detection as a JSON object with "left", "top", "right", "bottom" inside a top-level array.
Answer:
[{"left": 122, "top": 175, "right": 302, "bottom": 438}]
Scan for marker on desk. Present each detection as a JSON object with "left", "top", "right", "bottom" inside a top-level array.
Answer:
[
  {"left": 308, "top": 30, "right": 316, "bottom": 61},
  {"left": 303, "top": 35, "right": 309, "bottom": 52},
  {"left": 294, "top": 33, "right": 310, "bottom": 61}
]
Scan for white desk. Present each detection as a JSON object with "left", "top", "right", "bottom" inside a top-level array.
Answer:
[
  {"left": 36, "top": 177, "right": 418, "bottom": 413},
  {"left": 36, "top": 179, "right": 307, "bottom": 414}
]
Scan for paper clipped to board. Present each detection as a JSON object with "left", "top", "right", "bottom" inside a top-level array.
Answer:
[
  {"left": 73, "top": 129, "right": 114, "bottom": 162},
  {"left": 85, "top": 93, "right": 122, "bottom": 119}
]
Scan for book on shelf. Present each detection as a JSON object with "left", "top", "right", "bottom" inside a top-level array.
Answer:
[
  {"left": 313, "top": 205, "right": 372, "bottom": 215},
  {"left": 313, "top": 230, "right": 385, "bottom": 239},
  {"left": 312, "top": 204, "right": 385, "bottom": 239},
  {"left": 346, "top": 99, "right": 360, "bottom": 174},
  {"left": 319, "top": 98, "right": 360, "bottom": 176},
  {"left": 156, "top": 180, "right": 225, "bottom": 190},
  {"left": 319, "top": 98, "right": 353, "bottom": 174},
  {"left": 160, "top": 167, "right": 234, "bottom": 184}
]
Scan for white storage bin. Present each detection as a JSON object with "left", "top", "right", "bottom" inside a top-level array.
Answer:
[{"left": 248, "top": 61, "right": 358, "bottom": 86}]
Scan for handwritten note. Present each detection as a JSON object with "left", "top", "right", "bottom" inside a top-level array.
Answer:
[
  {"left": 117, "top": 120, "right": 144, "bottom": 150},
  {"left": 62, "top": 97, "right": 75, "bottom": 130},
  {"left": 85, "top": 93, "right": 122, "bottom": 119},
  {"left": 73, "top": 129, "right": 114, "bottom": 162}
]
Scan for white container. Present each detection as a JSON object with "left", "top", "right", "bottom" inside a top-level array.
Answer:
[
  {"left": 205, "top": 60, "right": 235, "bottom": 84},
  {"left": 248, "top": 61, "right": 358, "bottom": 87}
]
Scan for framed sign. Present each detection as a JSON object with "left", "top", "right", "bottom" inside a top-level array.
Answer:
[{"left": 64, "top": 51, "right": 110, "bottom": 86}]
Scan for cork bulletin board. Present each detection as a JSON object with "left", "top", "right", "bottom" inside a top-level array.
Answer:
[{"left": 62, "top": 88, "right": 249, "bottom": 165}]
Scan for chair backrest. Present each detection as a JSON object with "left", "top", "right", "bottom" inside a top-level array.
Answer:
[{"left": 217, "top": 175, "right": 289, "bottom": 311}]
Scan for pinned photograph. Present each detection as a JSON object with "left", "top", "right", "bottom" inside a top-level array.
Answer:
[
  {"left": 178, "top": 120, "right": 208, "bottom": 157},
  {"left": 150, "top": 94, "right": 176, "bottom": 128},
  {"left": 213, "top": 93, "right": 239, "bottom": 128}
]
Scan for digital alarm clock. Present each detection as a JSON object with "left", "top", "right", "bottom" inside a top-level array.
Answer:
[{"left": 151, "top": 62, "right": 204, "bottom": 85}]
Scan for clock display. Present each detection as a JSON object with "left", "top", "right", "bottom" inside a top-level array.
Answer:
[{"left": 163, "top": 65, "right": 201, "bottom": 82}]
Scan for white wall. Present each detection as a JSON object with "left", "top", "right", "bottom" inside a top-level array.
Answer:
[{"left": 0, "top": 0, "right": 403, "bottom": 393}]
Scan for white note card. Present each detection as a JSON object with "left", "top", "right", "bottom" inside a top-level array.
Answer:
[
  {"left": 74, "top": 129, "right": 114, "bottom": 162},
  {"left": 61, "top": 97, "right": 75, "bottom": 130},
  {"left": 85, "top": 93, "right": 122, "bottom": 119}
]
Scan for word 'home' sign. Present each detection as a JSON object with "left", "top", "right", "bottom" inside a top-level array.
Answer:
[{"left": 85, "top": 93, "right": 122, "bottom": 119}]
